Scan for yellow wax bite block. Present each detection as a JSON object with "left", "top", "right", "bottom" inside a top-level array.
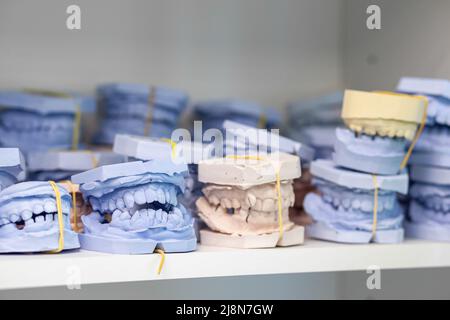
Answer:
[
  {"left": 342, "top": 90, "right": 426, "bottom": 123},
  {"left": 341, "top": 90, "right": 427, "bottom": 140}
]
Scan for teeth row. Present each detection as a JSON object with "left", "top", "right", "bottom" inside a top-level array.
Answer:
[
  {"left": 0, "top": 114, "right": 74, "bottom": 131},
  {"left": 0, "top": 198, "right": 68, "bottom": 225},
  {"left": 207, "top": 195, "right": 294, "bottom": 211},
  {"left": 432, "top": 105, "right": 450, "bottom": 126},
  {"left": 344, "top": 119, "right": 417, "bottom": 140},
  {"left": 322, "top": 194, "right": 395, "bottom": 213},
  {"left": 90, "top": 183, "right": 178, "bottom": 213},
  {"left": 414, "top": 196, "right": 450, "bottom": 213},
  {"left": 88, "top": 206, "right": 185, "bottom": 231},
  {"left": 0, "top": 213, "right": 61, "bottom": 230}
]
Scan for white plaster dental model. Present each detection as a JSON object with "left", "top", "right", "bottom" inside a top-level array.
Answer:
[
  {"left": 196, "top": 152, "right": 304, "bottom": 248},
  {"left": 0, "top": 181, "right": 80, "bottom": 253},
  {"left": 0, "top": 91, "right": 79, "bottom": 153},
  {"left": 304, "top": 160, "right": 408, "bottom": 244},
  {"left": 27, "top": 150, "right": 125, "bottom": 181},
  {"left": 0, "top": 148, "right": 26, "bottom": 191},
  {"left": 333, "top": 90, "right": 427, "bottom": 175}
]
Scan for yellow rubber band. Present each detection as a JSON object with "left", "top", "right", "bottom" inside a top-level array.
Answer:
[
  {"left": 60, "top": 180, "right": 79, "bottom": 233},
  {"left": 47, "top": 181, "right": 65, "bottom": 253},
  {"left": 371, "top": 175, "right": 379, "bottom": 240},
  {"left": 226, "top": 155, "right": 284, "bottom": 240},
  {"left": 258, "top": 114, "right": 267, "bottom": 129},
  {"left": 155, "top": 249, "right": 165, "bottom": 275},
  {"left": 144, "top": 86, "right": 156, "bottom": 136},
  {"left": 160, "top": 138, "right": 177, "bottom": 160},
  {"left": 71, "top": 106, "right": 81, "bottom": 150}
]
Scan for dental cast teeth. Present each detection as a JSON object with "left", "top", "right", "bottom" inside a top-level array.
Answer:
[
  {"left": 95, "top": 83, "right": 189, "bottom": 144},
  {"left": 196, "top": 152, "right": 304, "bottom": 248},
  {"left": 72, "top": 160, "right": 197, "bottom": 254},
  {"left": 304, "top": 160, "right": 408, "bottom": 244},
  {"left": 0, "top": 91, "right": 79, "bottom": 153},
  {"left": 0, "top": 181, "right": 80, "bottom": 253}
]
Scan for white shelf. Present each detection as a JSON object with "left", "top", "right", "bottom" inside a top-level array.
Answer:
[{"left": 1, "top": 239, "right": 450, "bottom": 290}]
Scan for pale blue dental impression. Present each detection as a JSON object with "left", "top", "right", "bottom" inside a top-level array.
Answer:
[
  {"left": 0, "top": 181, "right": 80, "bottom": 253},
  {"left": 304, "top": 160, "right": 408, "bottom": 243},
  {"left": 287, "top": 92, "right": 344, "bottom": 160},
  {"left": 397, "top": 77, "right": 450, "bottom": 160},
  {"left": 406, "top": 165, "right": 450, "bottom": 241},
  {"left": 333, "top": 128, "right": 408, "bottom": 175},
  {"left": 0, "top": 148, "right": 26, "bottom": 191},
  {"left": 71, "top": 160, "right": 197, "bottom": 254},
  {"left": 95, "top": 83, "right": 189, "bottom": 144},
  {"left": 0, "top": 91, "right": 79, "bottom": 153},
  {"left": 193, "top": 100, "right": 280, "bottom": 131}
]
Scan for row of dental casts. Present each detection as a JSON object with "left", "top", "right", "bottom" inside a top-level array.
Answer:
[
  {"left": 0, "top": 84, "right": 281, "bottom": 155},
  {"left": 0, "top": 76, "right": 450, "bottom": 254}
]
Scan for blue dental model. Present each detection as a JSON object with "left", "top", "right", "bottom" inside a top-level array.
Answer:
[
  {"left": 0, "top": 148, "right": 26, "bottom": 191},
  {"left": 0, "top": 181, "right": 80, "bottom": 253},
  {"left": 71, "top": 160, "right": 197, "bottom": 254},
  {"left": 0, "top": 91, "right": 79, "bottom": 153},
  {"left": 95, "top": 83, "right": 188, "bottom": 144}
]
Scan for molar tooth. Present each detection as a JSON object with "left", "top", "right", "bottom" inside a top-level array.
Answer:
[
  {"left": 209, "top": 195, "right": 220, "bottom": 205},
  {"left": 44, "top": 201, "right": 56, "bottom": 213},
  {"left": 33, "top": 204, "right": 44, "bottom": 214},
  {"left": 119, "top": 211, "right": 131, "bottom": 221},
  {"left": 342, "top": 199, "right": 351, "bottom": 209},
  {"left": 169, "top": 188, "right": 178, "bottom": 205},
  {"left": 134, "top": 189, "right": 146, "bottom": 205},
  {"left": 332, "top": 197, "right": 340, "bottom": 207},
  {"left": 35, "top": 216, "right": 45, "bottom": 223},
  {"left": 155, "top": 209, "right": 163, "bottom": 223},
  {"left": 124, "top": 192, "right": 135, "bottom": 209},
  {"left": 147, "top": 209, "right": 155, "bottom": 225},
  {"left": 361, "top": 200, "right": 373, "bottom": 212},
  {"left": 323, "top": 195, "right": 332, "bottom": 203}
]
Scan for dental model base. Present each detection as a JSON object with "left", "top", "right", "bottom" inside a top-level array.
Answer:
[
  {"left": 304, "top": 160, "right": 408, "bottom": 244},
  {"left": 196, "top": 152, "right": 304, "bottom": 249},
  {"left": 0, "top": 181, "right": 80, "bottom": 253},
  {"left": 72, "top": 160, "right": 196, "bottom": 254},
  {"left": 0, "top": 148, "right": 26, "bottom": 191},
  {"left": 27, "top": 150, "right": 125, "bottom": 181},
  {"left": 405, "top": 165, "right": 450, "bottom": 242}
]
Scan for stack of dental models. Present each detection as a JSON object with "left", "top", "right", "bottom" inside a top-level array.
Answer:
[
  {"left": 27, "top": 150, "right": 125, "bottom": 181},
  {"left": 72, "top": 143, "right": 197, "bottom": 254},
  {"left": 287, "top": 92, "right": 343, "bottom": 159},
  {"left": 193, "top": 100, "right": 279, "bottom": 131},
  {"left": 0, "top": 91, "right": 80, "bottom": 153},
  {"left": 0, "top": 181, "right": 80, "bottom": 253},
  {"left": 196, "top": 152, "right": 304, "bottom": 248},
  {"left": 95, "top": 83, "right": 188, "bottom": 144},
  {"left": 0, "top": 148, "right": 25, "bottom": 191},
  {"left": 304, "top": 90, "right": 427, "bottom": 243},
  {"left": 397, "top": 78, "right": 450, "bottom": 241},
  {"left": 222, "top": 120, "right": 316, "bottom": 226}
]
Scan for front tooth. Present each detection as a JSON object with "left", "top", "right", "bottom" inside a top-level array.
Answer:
[
  {"left": 232, "top": 199, "right": 240, "bottom": 208},
  {"left": 156, "top": 189, "right": 165, "bottom": 204},
  {"left": 44, "top": 201, "right": 56, "bottom": 213},
  {"left": 342, "top": 199, "right": 351, "bottom": 209},
  {"left": 109, "top": 199, "right": 116, "bottom": 212},
  {"left": 361, "top": 200, "right": 373, "bottom": 212},
  {"left": 124, "top": 192, "right": 135, "bottom": 208},
  {"left": 333, "top": 197, "right": 340, "bottom": 207},
  {"left": 169, "top": 188, "right": 178, "bottom": 205},
  {"left": 254, "top": 199, "right": 262, "bottom": 211},
  {"left": 145, "top": 187, "right": 155, "bottom": 203},
  {"left": 352, "top": 199, "right": 361, "bottom": 210},
  {"left": 247, "top": 193, "right": 257, "bottom": 207},
  {"left": 33, "top": 204, "right": 44, "bottom": 214},
  {"left": 35, "top": 216, "right": 45, "bottom": 223},
  {"left": 210, "top": 195, "right": 220, "bottom": 205},
  {"left": 135, "top": 189, "right": 146, "bottom": 205},
  {"left": 262, "top": 199, "right": 274, "bottom": 211},
  {"left": 147, "top": 209, "right": 155, "bottom": 225},
  {"left": 155, "top": 209, "right": 163, "bottom": 223}
]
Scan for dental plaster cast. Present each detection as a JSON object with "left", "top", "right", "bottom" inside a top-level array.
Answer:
[
  {"left": 96, "top": 83, "right": 188, "bottom": 144},
  {"left": 397, "top": 77, "right": 450, "bottom": 166},
  {"left": 27, "top": 150, "right": 125, "bottom": 181},
  {"left": 223, "top": 120, "right": 316, "bottom": 226},
  {"left": 287, "top": 92, "right": 343, "bottom": 160},
  {"left": 333, "top": 90, "right": 427, "bottom": 175},
  {"left": 193, "top": 100, "right": 279, "bottom": 131},
  {"left": 405, "top": 165, "right": 450, "bottom": 241},
  {"left": 304, "top": 160, "right": 408, "bottom": 244},
  {"left": 0, "top": 148, "right": 26, "bottom": 191},
  {"left": 72, "top": 160, "right": 197, "bottom": 254},
  {"left": 196, "top": 152, "right": 304, "bottom": 248},
  {"left": 0, "top": 91, "right": 79, "bottom": 153},
  {"left": 0, "top": 181, "right": 80, "bottom": 253}
]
